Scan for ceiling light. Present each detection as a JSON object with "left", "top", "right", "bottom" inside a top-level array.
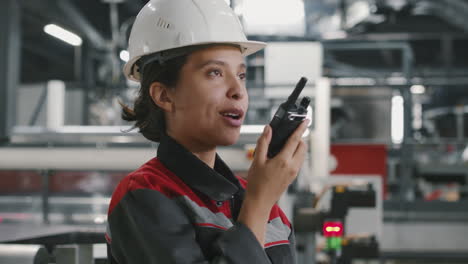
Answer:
[
  {"left": 44, "top": 24, "right": 82, "bottom": 46},
  {"left": 120, "top": 50, "right": 130, "bottom": 62}
]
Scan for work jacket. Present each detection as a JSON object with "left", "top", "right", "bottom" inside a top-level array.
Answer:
[{"left": 106, "top": 133, "right": 296, "bottom": 263}]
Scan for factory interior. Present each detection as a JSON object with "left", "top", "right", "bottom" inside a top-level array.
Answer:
[{"left": 0, "top": 0, "right": 468, "bottom": 263}]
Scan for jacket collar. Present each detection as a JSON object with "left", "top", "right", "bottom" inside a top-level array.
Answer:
[{"left": 157, "top": 133, "right": 240, "bottom": 201}]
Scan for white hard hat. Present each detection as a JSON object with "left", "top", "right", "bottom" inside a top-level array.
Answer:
[{"left": 123, "top": 0, "right": 266, "bottom": 82}]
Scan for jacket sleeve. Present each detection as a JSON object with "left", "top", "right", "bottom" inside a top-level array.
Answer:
[
  {"left": 107, "top": 188, "right": 271, "bottom": 264},
  {"left": 288, "top": 227, "right": 297, "bottom": 264}
]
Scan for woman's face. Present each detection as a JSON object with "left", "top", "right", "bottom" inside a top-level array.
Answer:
[{"left": 166, "top": 45, "right": 248, "bottom": 150}]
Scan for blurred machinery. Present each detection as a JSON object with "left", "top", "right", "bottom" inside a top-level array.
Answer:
[{"left": 294, "top": 183, "right": 379, "bottom": 264}]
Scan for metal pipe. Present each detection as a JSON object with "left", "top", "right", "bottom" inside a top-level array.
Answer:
[
  {"left": 74, "top": 45, "right": 82, "bottom": 81},
  {"left": 0, "top": 244, "right": 49, "bottom": 264},
  {"left": 46, "top": 80, "right": 65, "bottom": 131},
  {"left": 28, "top": 86, "right": 48, "bottom": 126},
  {"left": 310, "top": 78, "right": 331, "bottom": 192},
  {"left": 456, "top": 106, "right": 464, "bottom": 142},
  {"left": 0, "top": 0, "right": 20, "bottom": 143},
  {"left": 0, "top": 146, "right": 252, "bottom": 171},
  {"left": 109, "top": 2, "right": 121, "bottom": 83},
  {"left": 57, "top": 0, "right": 107, "bottom": 50}
]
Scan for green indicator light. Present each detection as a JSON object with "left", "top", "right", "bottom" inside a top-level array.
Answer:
[{"left": 326, "top": 237, "right": 342, "bottom": 250}]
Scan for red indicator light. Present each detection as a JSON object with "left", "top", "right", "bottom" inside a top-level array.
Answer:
[{"left": 323, "top": 221, "right": 344, "bottom": 237}]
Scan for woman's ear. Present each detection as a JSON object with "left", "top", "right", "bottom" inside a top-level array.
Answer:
[{"left": 149, "top": 82, "right": 173, "bottom": 112}]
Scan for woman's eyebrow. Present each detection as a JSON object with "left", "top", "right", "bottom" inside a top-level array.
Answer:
[
  {"left": 196, "top": 60, "right": 246, "bottom": 70},
  {"left": 196, "top": 60, "right": 226, "bottom": 69}
]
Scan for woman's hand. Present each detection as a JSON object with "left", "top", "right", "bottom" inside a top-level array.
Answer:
[
  {"left": 246, "top": 120, "right": 308, "bottom": 208},
  {"left": 238, "top": 120, "right": 309, "bottom": 245}
]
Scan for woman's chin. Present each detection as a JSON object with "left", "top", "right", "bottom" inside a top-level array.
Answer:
[{"left": 216, "top": 132, "right": 240, "bottom": 146}]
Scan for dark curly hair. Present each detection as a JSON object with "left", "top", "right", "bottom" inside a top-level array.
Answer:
[{"left": 120, "top": 54, "right": 188, "bottom": 142}]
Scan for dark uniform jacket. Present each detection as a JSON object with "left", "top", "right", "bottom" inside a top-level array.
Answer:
[{"left": 106, "top": 133, "right": 296, "bottom": 263}]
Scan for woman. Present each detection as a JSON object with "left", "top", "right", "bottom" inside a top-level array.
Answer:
[{"left": 106, "top": 0, "right": 308, "bottom": 263}]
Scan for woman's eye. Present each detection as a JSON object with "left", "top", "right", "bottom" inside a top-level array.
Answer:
[
  {"left": 208, "top": 69, "right": 222, "bottom": 77},
  {"left": 239, "top": 73, "right": 246, "bottom": 80}
]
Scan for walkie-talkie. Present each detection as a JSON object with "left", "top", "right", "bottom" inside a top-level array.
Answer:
[{"left": 267, "top": 77, "right": 310, "bottom": 158}]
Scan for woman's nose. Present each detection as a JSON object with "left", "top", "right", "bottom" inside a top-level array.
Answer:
[{"left": 227, "top": 75, "right": 245, "bottom": 100}]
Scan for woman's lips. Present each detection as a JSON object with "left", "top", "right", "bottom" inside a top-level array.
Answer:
[
  {"left": 219, "top": 108, "right": 244, "bottom": 127},
  {"left": 220, "top": 114, "right": 243, "bottom": 127}
]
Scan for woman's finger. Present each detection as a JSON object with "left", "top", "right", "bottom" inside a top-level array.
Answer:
[
  {"left": 292, "top": 140, "right": 307, "bottom": 168},
  {"left": 254, "top": 125, "right": 271, "bottom": 164}
]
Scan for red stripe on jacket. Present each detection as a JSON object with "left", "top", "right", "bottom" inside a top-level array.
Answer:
[{"left": 108, "top": 158, "right": 218, "bottom": 215}]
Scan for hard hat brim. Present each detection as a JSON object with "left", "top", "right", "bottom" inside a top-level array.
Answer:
[{"left": 123, "top": 40, "right": 266, "bottom": 82}]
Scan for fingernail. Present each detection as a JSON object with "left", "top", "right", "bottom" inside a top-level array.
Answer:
[{"left": 263, "top": 125, "right": 268, "bottom": 134}]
